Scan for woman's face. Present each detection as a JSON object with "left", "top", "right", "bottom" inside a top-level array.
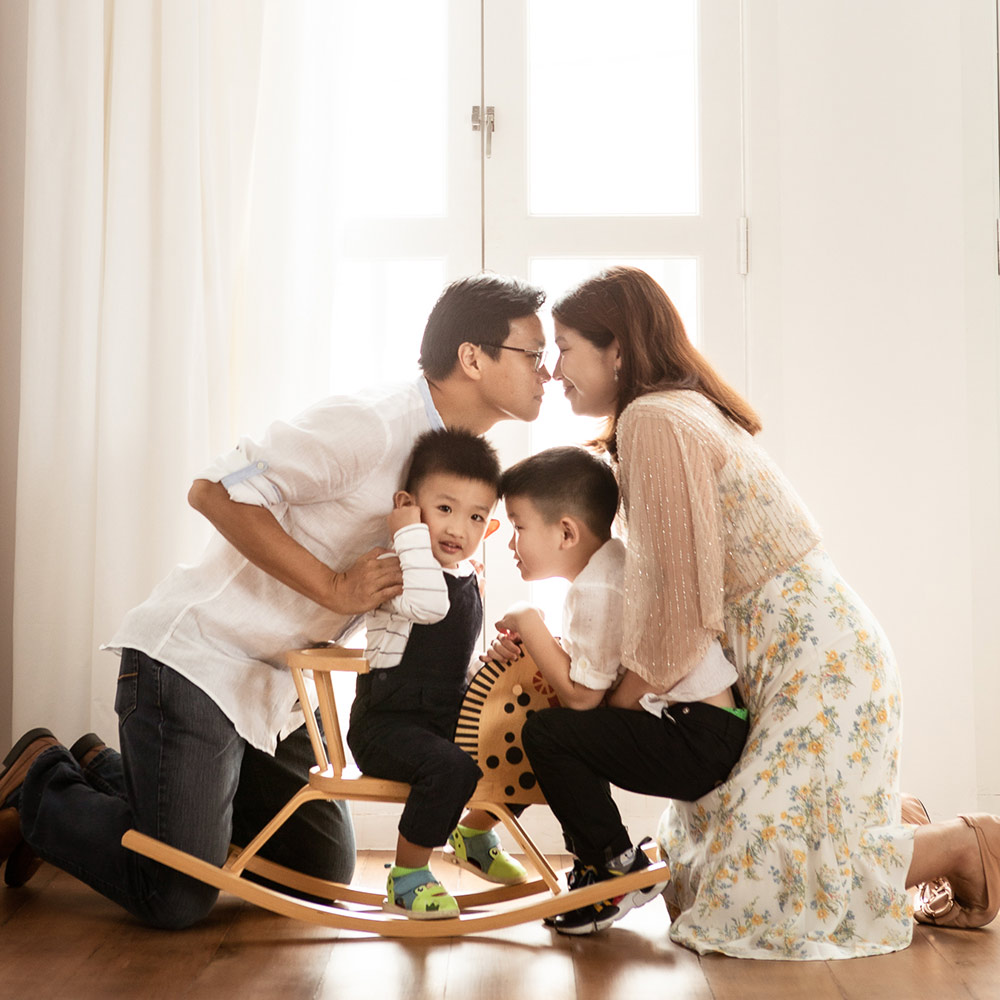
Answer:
[{"left": 552, "top": 321, "right": 619, "bottom": 418}]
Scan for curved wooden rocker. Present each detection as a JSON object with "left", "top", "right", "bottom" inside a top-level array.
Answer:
[{"left": 122, "top": 645, "right": 670, "bottom": 937}]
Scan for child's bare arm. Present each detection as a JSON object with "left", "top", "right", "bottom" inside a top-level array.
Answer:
[
  {"left": 493, "top": 604, "right": 605, "bottom": 711},
  {"left": 605, "top": 667, "right": 658, "bottom": 711}
]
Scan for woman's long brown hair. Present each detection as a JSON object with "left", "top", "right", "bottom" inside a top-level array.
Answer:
[{"left": 551, "top": 266, "right": 761, "bottom": 455}]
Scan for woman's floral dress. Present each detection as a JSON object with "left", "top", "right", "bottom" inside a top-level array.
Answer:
[{"left": 618, "top": 392, "right": 913, "bottom": 960}]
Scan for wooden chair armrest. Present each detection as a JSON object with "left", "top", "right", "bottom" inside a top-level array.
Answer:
[{"left": 286, "top": 646, "right": 370, "bottom": 674}]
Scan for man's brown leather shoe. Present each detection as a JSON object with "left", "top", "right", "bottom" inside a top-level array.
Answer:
[{"left": 0, "top": 728, "right": 62, "bottom": 887}]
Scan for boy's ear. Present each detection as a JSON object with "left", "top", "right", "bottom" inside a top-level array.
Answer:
[
  {"left": 455, "top": 342, "right": 484, "bottom": 380},
  {"left": 558, "top": 516, "right": 582, "bottom": 549},
  {"left": 393, "top": 490, "right": 415, "bottom": 509}
]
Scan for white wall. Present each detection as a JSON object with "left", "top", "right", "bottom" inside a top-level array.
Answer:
[{"left": 745, "top": 0, "right": 1000, "bottom": 818}]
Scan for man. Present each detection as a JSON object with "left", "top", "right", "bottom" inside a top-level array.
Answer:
[{"left": 0, "top": 273, "right": 548, "bottom": 928}]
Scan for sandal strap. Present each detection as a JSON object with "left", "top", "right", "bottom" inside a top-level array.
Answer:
[
  {"left": 390, "top": 868, "right": 442, "bottom": 901},
  {"left": 454, "top": 827, "right": 499, "bottom": 859}
]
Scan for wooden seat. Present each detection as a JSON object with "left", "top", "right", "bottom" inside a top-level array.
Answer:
[{"left": 122, "top": 645, "right": 670, "bottom": 937}]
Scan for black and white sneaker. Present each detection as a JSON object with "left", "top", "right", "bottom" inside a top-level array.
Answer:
[
  {"left": 551, "top": 839, "right": 669, "bottom": 936},
  {"left": 544, "top": 857, "right": 603, "bottom": 927}
]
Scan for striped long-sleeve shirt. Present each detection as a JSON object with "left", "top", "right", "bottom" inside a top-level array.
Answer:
[{"left": 365, "top": 522, "right": 474, "bottom": 669}]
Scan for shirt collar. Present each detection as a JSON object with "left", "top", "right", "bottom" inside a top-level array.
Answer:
[{"left": 417, "top": 376, "right": 445, "bottom": 431}]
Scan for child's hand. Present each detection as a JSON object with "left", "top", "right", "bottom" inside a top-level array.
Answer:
[
  {"left": 387, "top": 501, "right": 421, "bottom": 535},
  {"left": 481, "top": 627, "right": 523, "bottom": 665},
  {"left": 496, "top": 602, "right": 543, "bottom": 633}
]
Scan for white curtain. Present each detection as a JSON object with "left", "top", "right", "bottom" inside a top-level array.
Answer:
[{"left": 13, "top": 0, "right": 348, "bottom": 742}]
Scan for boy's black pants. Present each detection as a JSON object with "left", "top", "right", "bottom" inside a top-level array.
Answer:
[{"left": 522, "top": 701, "right": 749, "bottom": 866}]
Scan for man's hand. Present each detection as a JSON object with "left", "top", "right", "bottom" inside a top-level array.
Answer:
[
  {"left": 188, "top": 479, "right": 404, "bottom": 616},
  {"left": 328, "top": 547, "right": 403, "bottom": 615}
]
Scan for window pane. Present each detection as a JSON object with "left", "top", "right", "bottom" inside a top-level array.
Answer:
[
  {"left": 336, "top": 2, "right": 448, "bottom": 218},
  {"left": 528, "top": 0, "right": 699, "bottom": 216},
  {"left": 330, "top": 259, "right": 446, "bottom": 391}
]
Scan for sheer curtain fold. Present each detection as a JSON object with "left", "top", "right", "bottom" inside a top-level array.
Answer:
[{"left": 14, "top": 0, "right": 267, "bottom": 740}]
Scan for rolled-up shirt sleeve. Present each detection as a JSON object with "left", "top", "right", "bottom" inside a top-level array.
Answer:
[
  {"left": 199, "top": 399, "right": 389, "bottom": 508},
  {"left": 563, "top": 539, "right": 626, "bottom": 691}
]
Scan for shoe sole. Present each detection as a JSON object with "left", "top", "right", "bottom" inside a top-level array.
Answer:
[
  {"left": 0, "top": 729, "right": 60, "bottom": 805},
  {"left": 553, "top": 879, "right": 670, "bottom": 936},
  {"left": 68, "top": 733, "right": 106, "bottom": 764},
  {"left": 382, "top": 900, "right": 461, "bottom": 920},
  {"left": 2, "top": 728, "right": 55, "bottom": 770}
]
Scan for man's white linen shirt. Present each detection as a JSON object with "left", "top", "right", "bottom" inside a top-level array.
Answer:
[
  {"left": 105, "top": 378, "right": 443, "bottom": 753},
  {"left": 364, "top": 522, "right": 477, "bottom": 670}
]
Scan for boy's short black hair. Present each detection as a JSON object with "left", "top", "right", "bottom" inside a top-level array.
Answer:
[
  {"left": 499, "top": 447, "right": 619, "bottom": 539},
  {"left": 403, "top": 428, "right": 502, "bottom": 497},
  {"left": 418, "top": 272, "right": 546, "bottom": 380}
]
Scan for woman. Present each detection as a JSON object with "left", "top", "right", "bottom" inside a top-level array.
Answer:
[{"left": 531, "top": 265, "right": 999, "bottom": 959}]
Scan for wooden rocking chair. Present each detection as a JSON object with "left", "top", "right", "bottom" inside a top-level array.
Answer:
[{"left": 122, "top": 646, "right": 670, "bottom": 937}]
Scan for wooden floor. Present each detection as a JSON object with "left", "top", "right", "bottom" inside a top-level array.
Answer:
[{"left": 1, "top": 853, "right": 998, "bottom": 1000}]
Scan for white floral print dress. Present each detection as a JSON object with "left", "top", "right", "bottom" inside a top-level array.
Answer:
[{"left": 617, "top": 392, "right": 913, "bottom": 960}]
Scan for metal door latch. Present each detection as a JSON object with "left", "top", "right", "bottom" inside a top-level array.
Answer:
[{"left": 471, "top": 105, "right": 496, "bottom": 158}]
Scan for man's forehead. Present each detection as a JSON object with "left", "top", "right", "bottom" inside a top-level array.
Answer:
[{"left": 504, "top": 313, "right": 546, "bottom": 348}]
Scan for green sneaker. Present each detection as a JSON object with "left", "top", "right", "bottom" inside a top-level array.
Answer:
[
  {"left": 445, "top": 825, "right": 528, "bottom": 885},
  {"left": 384, "top": 865, "right": 460, "bottom": 920}
]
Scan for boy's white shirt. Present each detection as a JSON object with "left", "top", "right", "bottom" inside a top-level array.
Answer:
[
  {"left": 562, "top": 538, "right": 627, "bottom": 692},
  {"left": 364, "top": 522, "right": 475, "bottom": 670},
  {"left": 560, "top": 538, "right": 736, "bottom": 716}
]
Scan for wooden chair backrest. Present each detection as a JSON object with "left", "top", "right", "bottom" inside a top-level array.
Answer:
[{"left": 286, "top": 646, "right": 368, "bottom": 778}]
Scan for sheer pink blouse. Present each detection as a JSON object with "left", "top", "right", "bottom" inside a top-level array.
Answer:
[{"left": 617, "top": 390, "right": 821, "bottom": 691}]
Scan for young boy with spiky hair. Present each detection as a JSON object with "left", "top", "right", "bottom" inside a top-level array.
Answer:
[
  {"left": 347, "top": 428, "right": 526, "bottom": 920},
  {"left": 486, "top": 446, "right": 743, "bottom": 935}
]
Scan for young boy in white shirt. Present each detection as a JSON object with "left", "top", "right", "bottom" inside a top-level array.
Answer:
[
  {"left": 348, "top": 428, "right": 526, "bottom": 920},
  {"left": 485, "top": 446, "right": 747, "bottom": 935}
]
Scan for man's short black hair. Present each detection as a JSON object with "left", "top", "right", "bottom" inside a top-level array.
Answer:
[
  {"left": 499, "top": 447, "right": 619, "bottom": 539},
  {"left": 403, "top": 428, "right": 502, "bottom": 497},
  {"left": 418, "top": 272, "right": 546, "bottom": 380}
]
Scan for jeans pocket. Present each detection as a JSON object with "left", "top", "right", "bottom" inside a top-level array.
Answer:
[{"left": 114, "top": 649, "right": 140, "bottom": 724}]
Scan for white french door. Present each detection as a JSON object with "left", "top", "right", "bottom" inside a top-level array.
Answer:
[{"left": 478, "top": 0, "right": 746, "bottom": 628}]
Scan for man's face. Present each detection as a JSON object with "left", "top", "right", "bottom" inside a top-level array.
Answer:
[{"left": 477, "top": 314, "right": 551, "bottom": 423}]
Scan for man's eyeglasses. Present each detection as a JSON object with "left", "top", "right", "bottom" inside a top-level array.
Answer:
[{"left": 478, "top": 344, "right": 548, "bottom": 373}]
